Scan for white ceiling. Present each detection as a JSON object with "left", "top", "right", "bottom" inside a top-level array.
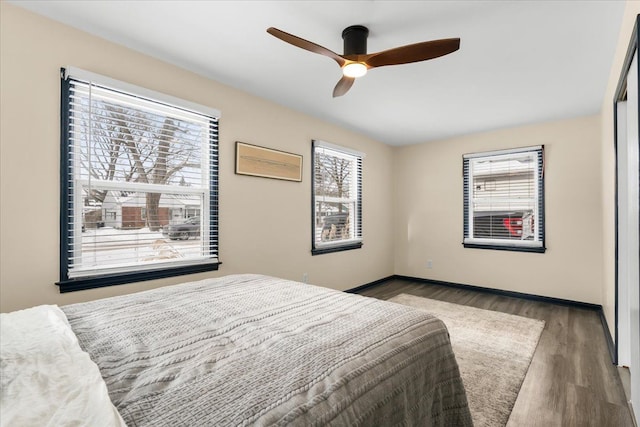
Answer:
[{"left": 12, "top": 1, "right": 626, "bottom": 146}]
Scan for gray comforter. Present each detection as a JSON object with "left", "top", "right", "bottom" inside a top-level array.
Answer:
[{"left": 62, "top": 274, "right": 472, "bottom": 426}]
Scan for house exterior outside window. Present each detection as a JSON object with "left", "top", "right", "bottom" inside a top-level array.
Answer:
[
  {"left": 463, "top": 146, "right": 545, "bottom": 253},
  {"left": 59, "top": 67, "right": 220, "bottom": 292},
  {"left": 312, "top": 140, "right": 363, "bottom": 255}
]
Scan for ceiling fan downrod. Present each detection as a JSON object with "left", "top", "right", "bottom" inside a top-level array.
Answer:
[{"left": 342, "top": 25, "right": 368, "bottom": 56}]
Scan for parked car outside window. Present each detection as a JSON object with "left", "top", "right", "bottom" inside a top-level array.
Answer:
[
  {"left": 162, "top": 217, "right": 200, "bottom": 240},
  {"left": 473, "top": 210, "right": 534, "bottom": 240}
]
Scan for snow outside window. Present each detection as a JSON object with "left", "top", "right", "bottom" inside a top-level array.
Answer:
[{"left": 59, "top": 68, "right": 220, "bottom": 291}]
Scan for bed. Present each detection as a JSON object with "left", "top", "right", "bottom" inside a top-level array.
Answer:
[{"left": 1, "top": 274, "right": 472, "bottom": 426}]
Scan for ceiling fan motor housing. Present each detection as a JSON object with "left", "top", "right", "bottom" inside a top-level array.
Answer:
[{"left": 342, "top": 25, "right": 369, "bottom": 55}]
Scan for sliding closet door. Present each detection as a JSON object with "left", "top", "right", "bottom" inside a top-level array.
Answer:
[
  {"left": 626, "top": 51, "right": 640, "bottom": 418},
  {"left": 617, "top": 100, "right": 630, "bottom": 367},
  {"left": 618, "top": 48, "right": 640, "bottom": 418},
  {"left": 615, "top": 16, "right": 640, "bottom": 421}
]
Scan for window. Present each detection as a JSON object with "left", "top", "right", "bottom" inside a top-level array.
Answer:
[
  {"left": 463, "top": 146, "right": 545, "bottom": 252},
  {"left": 59, "top": 67, "right": 220, "bottom": 292},
  {"left": 312, "top": 140, "right": 363, "bottom": 255}
]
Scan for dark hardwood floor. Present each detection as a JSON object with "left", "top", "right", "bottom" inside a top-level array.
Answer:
[{"left": 356, "top": 278, "right": 635, "bottom": 427}]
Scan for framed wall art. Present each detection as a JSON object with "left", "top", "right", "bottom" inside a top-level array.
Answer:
[{"left": 235, "top": 141, "right": 303, "bottom": 182}]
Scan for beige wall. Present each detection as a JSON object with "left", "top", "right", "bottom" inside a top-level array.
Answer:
[
  {"left": 393, "top": 115, "right": 604, "bottom": 304},
  {"left": 0, "top": 4, "right": 395, "bottom": 312},
  {"left": 600, "top": 2, "right": 640, "bottom": 338}
]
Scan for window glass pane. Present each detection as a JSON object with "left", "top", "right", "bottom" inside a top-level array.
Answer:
[
  {"left": 74, "top": 190, "right": 205, "bottom": 276},
  {"left": 70, "top": 83, "right": 207, "bottom": 187},
  {"left": 314, "top": 151, "right": 354, "bottom": 199},
  {"left": 315, "top": 201, "right": 354, "bottom": 242}
]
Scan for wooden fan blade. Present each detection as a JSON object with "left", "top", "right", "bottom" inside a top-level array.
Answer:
[
  {"left": 365, "top": 38, "right": 460, "bottom": 68},
  {"left": 267, "top": 27, "right": 346, "bottom": 67},
  {"left": 333, "top": 76, "right": 355, "bottom": 97}
]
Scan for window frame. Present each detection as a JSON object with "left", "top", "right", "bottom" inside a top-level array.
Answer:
[
  {"left": 311, "top": 140, "right": 363, "bottom": 255},
  {"left": 462, "top": 145, "right": 546, "bottom": 253},
  {"left": 58, "top": 67, "right": 220, "bottom": 293}
]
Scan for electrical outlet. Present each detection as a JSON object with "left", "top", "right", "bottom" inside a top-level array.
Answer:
[
  {"left": 302, "top": 273, "right": 308, "bottom": 283},
  {"left": 427, "top": 260, "right": 433, "bottom": 269}
]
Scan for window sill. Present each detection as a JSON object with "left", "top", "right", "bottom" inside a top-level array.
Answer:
[
  {"left": 312, "top": 242, "right": 363, "bottom": 256},
  {"left": 57, "top": 262, "right": 220, "bottom": 293},
  {"left": 463, "top": 243, "right": 546, "bottom": 253}
]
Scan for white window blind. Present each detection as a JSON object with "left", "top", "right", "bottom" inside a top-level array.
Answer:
[
  {"left": 60, "top": 68, "right": 219, "bottom": 288},
  {"left": 463, "top": 146, "right": 544, "bottom": 251},
  {"left": 312, "top": 140, "right": 363, "bottom": 254}
]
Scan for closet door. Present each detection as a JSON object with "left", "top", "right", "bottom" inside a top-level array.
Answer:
[
  {"left": 626, "top": 50, "right": 640, "bottom": 419},
  {"left": 615, "top": 16, "right": 640, "bottom": 422},
  {"left": 617, "top": 99, "right": 630, "bottom": 367},
  {"left": 617, "top": 48, "right": 639, "bottom": 420}
]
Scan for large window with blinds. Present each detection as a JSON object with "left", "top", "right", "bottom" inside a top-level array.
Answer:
[
  {"left": 58, "top": 67, "right": 220, "bottom": 292},
  {"left": 312, "top": 140, "right": 363, "bottom": 255},
  {"left": 463, "top": 146, "right": 545, "bottom": 252}
]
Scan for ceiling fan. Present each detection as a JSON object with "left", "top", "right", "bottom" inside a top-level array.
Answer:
[{"left": 267, "top": 25, "right": 460, "bottom": 97}]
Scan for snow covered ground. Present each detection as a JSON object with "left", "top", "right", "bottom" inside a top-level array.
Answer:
[{"left": 77, "top": 227, "right": 204, "bottom": 269}]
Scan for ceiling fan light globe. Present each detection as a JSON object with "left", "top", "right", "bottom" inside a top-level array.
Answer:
[{"left": 342, "top": 62, "right": 367, "bottom": 78}]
